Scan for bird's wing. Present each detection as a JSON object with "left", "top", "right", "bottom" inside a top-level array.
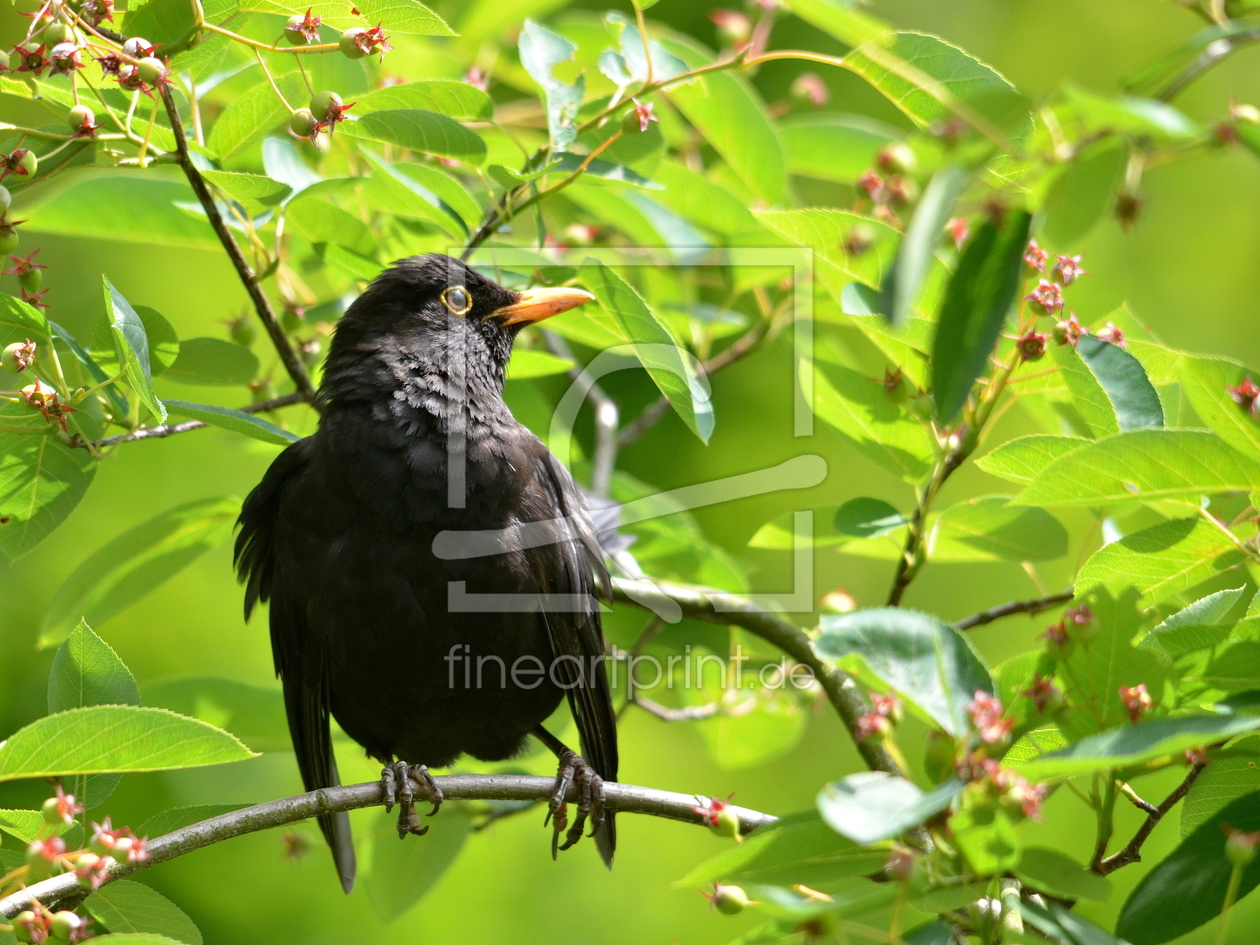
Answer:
[
  {"left": 523, "top": 438, "right": 619, "bottom": 866},
  {"left": 234, "top": 438, "right": 357, "bottom": 893}
]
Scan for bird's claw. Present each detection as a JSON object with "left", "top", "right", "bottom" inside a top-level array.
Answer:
[
  {"left": 544, "top": 748, "right": 604, "bottom": 856},
  {"left": 381, "top": 760, "right": 444, "bottom": 839}
]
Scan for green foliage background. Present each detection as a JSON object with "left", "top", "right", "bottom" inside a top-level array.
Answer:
[{"left": 3, "top": 0, "right": 1260, "bottom": 942}]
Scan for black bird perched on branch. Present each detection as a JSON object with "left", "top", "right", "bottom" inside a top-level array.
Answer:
[{"left": 235, "top": 254, "right": 619, "bottom": 893}]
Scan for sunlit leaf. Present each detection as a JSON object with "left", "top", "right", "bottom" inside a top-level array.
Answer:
[
  {"left": 1040, "top": 138, "right": 1128, "bottom": 250},
  {"left": 87, "top": 881, "right": 203, "bottom": 945},
  {"left": 519, "top": 20, "right": 584, "bottom": 152},
  {"left": 164, "top": 401, "right": 301, "bottom": 446},
  {"left": 779, "top": 114, "right": 899, "bottom": 183},
  {"left": 143, "top": 676, "right": 289, "bottom": 752},
  {"left": 0, "top": 429, "right": 97, "bottom": 562},
  {"left": 882, "top": 165, "right": 968, "bottom": 327},
  {"left": 353, "top": 0, "right": 452, "bottom": 35},
  {"left": 1176, "top": 352, "right": 1260, "bottom": 462},
  {"left": 23, "top": 174, "right": 215, "bottom": 249},
  {"left": 104, "top": 277, "right": 165, "bottom": 422},
  {"left": 208, "top": 75, "right": 306, "bottom": 160},
  {"left": 780, "top": 0, "right": 894, "bottom": 48},
  {"left": 125, "top": 0, "right": 201, "bottom": 54},
  {"left": 1139, "top": 587, "right": 1247, "bottom": 662},
  {"left": 506, "top": 348, "right": 575, "bottom": 379},
  {"left": 356, "top": 80, "right": 491, "bottom": 119},
  {"left": 834, "top": 497, "right": 908, "bottom": 538},
  {"left": 817, "top": 772, "right": 962, "bottom": 844},
  {"left": 199, "top": 170, "right": 291, "bottom": 213},
  {"left": 1075, "top": 336, "right": 1164, "bottom": 431},
  {"left": 48, "top": 621, "right": 140, "bottom": 711},
  {"left": 1181, "top": 739, "right": 1260, "bottom": 836},
  {"left": 341, "top": 110, "right": 486, "bottom": 163},
  {"left": 974, "top": 434, "right": 1088, "bottom": 484}
]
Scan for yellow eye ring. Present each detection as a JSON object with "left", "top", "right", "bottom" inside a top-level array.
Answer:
[{"left": 440, "top": 286, "right": 473, "bottom": 315}]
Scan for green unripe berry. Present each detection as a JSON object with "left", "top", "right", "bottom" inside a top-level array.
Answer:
[
  {"left": 2, "top": 341, "right": 33, "bottom": 374},
  {"left": 41, "top": 796, "right": 64, "bottom": 825},
  {"left": 0, "top": 184, "right": 10, "bottom": 214},
  {"left": 0, "top": 224, "right": 18, "bottom": 256},
  {"left": 26, "top": 842, "right": 53, "bottom": 880},
  {"left": 620, "top": 110, "right": 644, "bottom": 134},
  {"left": 284, "top": 14, "right": 309, "bottom": 44},
  {"left": 339, "top": 28, "right": 367, "bottom": 58},
  {"left": 1226, "top": 831, "right": 1259, "bottom": 869},
  {"left": 18, "top": 267, "right": 40, "bottom": 294},
  {"left": 876, "top": 141, "right": 917, "bottom": 176},
  {"left": 43, "top": 22, "right": 77, "bottom": 45},
  {"left": 12, "top": 911, "right": 38, "bottom": 943},
  {"left": 289, "top": 108, "right": 317, "bottom": 138},
  {"left": 68, "top": 103, "right": 94, "bottom": 132},
  {"left": 230, "top": 317, "right": 256, "bottom": 346},
  {"left": 122, "top": 36, "right": 150, "bottom": 57},
  {"left": 136, "top": 57, "right": 166, "bottom": 85},
  {"left": 74, "top": 852, "right": 101, "bottom": 888},
  {"left": 310, "top": 90, "right": 341, "bottom": 122},
  {"left": 49, "top": 911, "right": 80, "bottom": 941},
  {"left": 15, "top": 149, "right": 38, "bottom": 178},
  {"left": 709, "top": 806, "right": 742, "bottom": 841},
  {"left": 713, "top": 884, "right": 749, "bottom": 915}
]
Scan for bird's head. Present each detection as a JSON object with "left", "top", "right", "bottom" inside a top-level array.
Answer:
[{"left": 321, "top": 254, "right": 594, "bottom": 408}]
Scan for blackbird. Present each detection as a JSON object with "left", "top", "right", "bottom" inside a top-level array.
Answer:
[{"left": 235, "top": 254, "right": 619, "bottom": 893}]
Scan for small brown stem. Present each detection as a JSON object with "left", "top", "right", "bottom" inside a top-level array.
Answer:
[
  {"left": 954, "top": 591, "right": 1074, "bottom": 631},
  {"left": 1094, "top": 764, "right": 1206, "bottom": 875}
]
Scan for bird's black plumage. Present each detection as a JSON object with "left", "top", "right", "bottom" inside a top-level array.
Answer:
[{"left": 235, "top": 255, "right": 618, "bottom": 891}]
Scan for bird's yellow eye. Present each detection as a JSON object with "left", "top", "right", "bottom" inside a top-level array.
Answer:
[{"left": 440, "top": 286, "right": 472, "bottom": 315}]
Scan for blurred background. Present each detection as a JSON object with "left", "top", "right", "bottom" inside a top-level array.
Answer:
[{"left": 2, "top": 0, "right": 1260, "bottom": 941}]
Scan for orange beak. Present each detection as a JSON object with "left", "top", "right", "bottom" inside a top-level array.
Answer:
[{"left": 490, "top": 286, "right": 595, "bottom": 326}]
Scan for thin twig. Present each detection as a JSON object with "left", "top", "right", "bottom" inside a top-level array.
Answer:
[
  {"left": 157, "top": 84, "right": 319, "bottom": 405},
  {"left": 92, "top": 393, "right": 308, "bottom": 447},
  {"left": 0, "top": 773, "right": 777, "bottom": 917},
  {"left": 1094, "top": 764, "right": 1207, "bottom": 875},
  {"left": 954, "top": 590, "right": 1074, "bottom": 631},
  {"left": 631, "top": 694, "right": 720, "bottom": 721},
  {"left": 611, "top": 577, "right": 905, "bottom": 777}
]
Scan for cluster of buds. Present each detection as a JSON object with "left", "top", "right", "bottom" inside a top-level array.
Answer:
[
  {"left": 709, "top": 8, "right": 752, "bottom": 49},
  {"left": 20, "top": 377, "right": 76, "bottom": 430},
  {"left": 855, "top": 690, "right": 902, "bottom": 741},
  {"left": 94, "top": 38, "right": 169, "bottom": 96},
  {"left": 1227, "top": 377, "right": 1260, "bottom": 419},
  {"left": 1119, "top": 683, "right": 1153, "bottom": 723},
  {"left": 1022, "top": 674, "right": 1064, "bottom": 715},
  {"left": 702, "top": 882, "right": 750, "bottom": 915},
  {"left": 855, "top": 144, "right": 917, "bottom": 225},
  {"left": 1042, "top": 604, "right": 1095, "bottom": 658},
  {"left": 339, "top": 24, "right": 391, "bottom": 60},
  {"left": 967, "top": 690, "right": 1013, "bottom": 746},
  {"left": 958, "top": 753, "right": 1048, "bottom": 820},
  {"left": 790, "top": 72, "right": 828, "bottom": 107},
  {"left": 692, "top": 794, "right": 742, "bottom": 842},
  {"left": 89, "top": 817, "right": 151, "bottom": 864},
  {"left": 290, "top": 91, "right": 355, "bottom": 144}
]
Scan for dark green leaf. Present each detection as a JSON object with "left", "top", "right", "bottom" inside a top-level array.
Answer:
[
  {"left": 39, "top": 498, "right": 240, "bottom": 649},
  {"left": 834, "top": 497, "right": 908, "bottom": 538},
  {"left": 364, "top": 807, "right": 469, "bottom": 920},
  {"left": 882, "top": 165, "right": 968, "bottom": 327},
  {"left": 1139, "top": 587, "right": 1246, "bottom": 662},
  {"left": 342, "top": 110, "right": 487, "bottom": 163},
  {"left": 143, "top": 676, "right": 289, "bottom": 751},
  {"left": 0, "top": 432, "right": 97, "bottom": 562},
  {"left": 1075, "top": 336, "right": 1163, "bottom": 430},
  {"left": 164, "top": 401, "right": 301, "bottom": 446},
  {"left": 519, "top": 20, "right": 584, "bottom": 152},
  {"left": 0, "top": 706, "right": 257, "bottom": 781},
  {"left": 1014, "top": 847, "right": 1112, "bottom": 901},
  {"left": 932, "top": 211, "right": 1031, "bottom": 421},
  {"left": 123, "top": 0, "right": 201, "bottom": 55},
  {"left": 104, "top": 277, "right": 165, "bottom": 422},
  {"left": 1118, "top": 789, "right": 1260, "bottom": 945},
  {"left": 816, "top": 772, "right": 963, "bottom": 845},
  {"left": 163, "top": 337, "right": 260, "bottom": 386},
  {"left": 1024, "top": 901, "right": 1129, "bottom": 945},
  {"left": 1040, "top": 138, "right": 1128, "bottom": 250},
  {"left": 48, "top": 621, "right": 139, "bottom": 712},
  {"left": 87, "top": 880, "right": 202, "bottom": 944},
  {"left": 816, "top": 608, "right": 992, "bottom": 735}
]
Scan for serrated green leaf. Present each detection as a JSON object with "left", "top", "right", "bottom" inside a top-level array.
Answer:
[
  {"left": 1075, "top": 335, "right": 1163, "bottom": 430},
  {"left": 779, "top": 0, "right": 894, "bottom": 48},
  {"left": 755, "top": 208, "right": 899, "bottom": 304},
  {"left": 143, "top": 676, "right": 289, "bottom": 752},
  {"left": 932, "top": 211, "right": 1031, "bottom": 421},
  {"left": 0, "top": 809, "right": 73, "bottom": 843},
  {"left": 104, "top": 278, "right": 165, "bottom": 423},
  {"left": 1015, "top": 430, "right": 1260, "bottom": 506},
  {"left": 817, "top": 772, "right": 962, "bottom": 845},
  {"left": 39, "top": 498, "right": 240, "bottom": 649},
  {"left": 519, "top": 20, "right": 584, "bottom": 152},
  {"left": 579, "top": 259, "right": 713, "bottom": 442},
  {"left": 87, "top": 880, "right": 202, "bottom": 944},
  {"left": 817, "top": 608, "right": 992, "bottom": 735},
  {"left": 882, "top": 164, "right": 968, "bottom": 327},
  {"left": 1181, "top": 740, "right": 1260, "bottom": 836},
  {"left": 352, "top": 0, "right": 452, "bottom": 34},
  {"left": 342, "top": 109, "right": 486, "bottom": 163},
  {"left": 1040, "top": 137, "right": 1128, "bottom": 250},
  {"left": 975, "top": 434, "right": 1088, "bottom": 484},
  {"left": 362, "top": 150, "right": 466, "bottom": 238},
  {"left": 0, "top": 706, "right": 257, "bottom": 782},
  {"left": 779, "top": 114, "right": 900, "bottom": 182},
  {"left": 286, "top": 196, "right": 375, "bottom": 256},
  {"left": 163, "top": 337, "right": 260, "bottom": 386},
  {"left": 0, "top": 430, "right": 97, "bottom": 562},
  {"left": 1139, "top": 587, "right": 1246, "bottom": 662},
  {"left": 48, "top": 621, "right": 139, "bottom": 711},
  {"left": 207, "top": 74, "right": 305, "bottom": 160},
  {"left": 1176, "top": 352, "right": 1260, "bottom": 462},
  {"left": 356, "top": 80, "right": 491, "bottom": 119},
  {"left": 199, "top": 170, "right": 291, "bottom": 212},
  {"left": 929, "top": 495, "right": 1067, "bottom": 562}
]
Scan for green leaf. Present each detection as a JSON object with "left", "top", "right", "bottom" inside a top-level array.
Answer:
[
  {"left": 39, "top": 498, "right": 240, "bottom": 649},
  {"left": 816, "top": 772, "right": 963, "bottom": 845},
  {"left": 579, "top": 259, "right": 713, "bottom": 442},
  {"left": 207, "top": 75, "right": 306, "bottom": 160},
  {"left": 394, "top": 164, "right": 482, "bottom": 232},
  {"left": 552, "top": 152, "right": 660, "bottom": 189},
  {"left": 1177, "top": 352, "right": 1260, "bottom": 461},
  {"left": 1077, "top": 517, "right": 1242, "bottom": 608},
  {"left": 930, "top": 496, "right": 1067, "bottom": 562},
  {"left": 1139, "top": 587, "right": 1246, "bottom": 662},
  {"left": 124, "top": 0, "right": 202, "bottom": 55},
  {"left": 86, "top": 936, "right": 191, "bottom": 944},
  {"left": 1014, "top": 847, "right": 1113, "bottom": 901},
  {"left": 87, "top": 880, "right": 202, "bottom": 945},
  {"left": 138, "top": 803, "right": 251, "bottom": 838},
  {"left": 24, "top": 175, "right": 215, "bottom": 250},
  {"left": 0, "top": 809, "right": 71, "bottom": 843},
  {"left": 1023, "top": 901, "right": 1129, "bottom": 945},
  {"left": 1014, "top": 430, "right": 1260, "bottom": 506},
  {"left": 1018, "top": 714, "right": 1260, "bottom": 780},
  {"left": 1061, "top": 85, "right": 1198, "bottom": 140},
  {"left": 881, "top": 164, "right": 968, "bottom": 327},
  {"left": 811, "top": 361, "right": 934, "bottom": 482},
  {"left": 1075, "top": 336, "right": 1163, "bottom": 430},
  {"left": 352, "top": 0, "right": 452, "bottom": 35},
  {"left": 780, "top": 0, "right": 894, "bottom": 49},
  {"left": 754, "top": 209, "right": 899, "bottom": 304},
  {"left": 842, "top": 32, "right": 1028, "bottom": 133},
  {"left": 0, "top": 432, "right": 97, "bottom": 562},
  {"left": 164, "top": 401, "right": 301, "bottom": 446},
  {"left": 342, "top": 110, "right": 487, "bottom": 164},
  {"left": 0, "top": 292, "right": 51, "bottom": 345},
  {"left": 519, "top": 20, "right": 584, "bottom": 152},
  {"left": 287, "top": 197, "right": 375, "bottom": 256},
  {"left": 668, "top": 66, "right": 786, "bottom": 203},
  {"left": 143, "top": 676, "right": 289, "bottom": 751},
  {"left": 748, "top": 506, "right": 846, "bottom": 550},
  {"left": 48, "top": 621, "right": 139, "bottom": 712},
  {"left": 163, "top": 337, "right": 260, "bottom": 386},
  {"left": 816, "top": 608, "right": 992, "bottom": 736},
  {"left": 1181, "top": 738, "right": 1260, "bottom": 836},
  {"left": 361, "top": 150, "right": 466, "bottom": 238},
  {"left": 1050, "top": 340, "right": 1118, "bottom": 437},
  {"left": 364, "top": 806, "right": 469, "bottom": 921},
  {"left": 932, "top": 211, "right": 1032, "bottom": 421},
  {"left": 975, "top": 434, "right": 1088, "bottom": 484},
  {"left": 951, "top": 804, "right": 1019, "bottom": 875},
  {"left": 356, "top": 80, "right": 491, "bottom": 119},
  {"left": 506, "top": 349, "right": 575, "bottom": 379},
  {"left": 1118, "top": 789, "right": 1260, "bottom": 945},
  {"left": 834, "top": 497, "right": 908, "bottom": 538},
  {"left": 673, "top": 810, "right": 885, "bottom": 888},
  {"left": 779, "top": 114, "right": 900, "bottom": 183},
  {"left": 104, "top": 278, "right": 165, "bottom": 422},
  {"left": 1040, "top": 138, "right": 1128, "bottom": 250},
  {"left": 323, "top": 244, "right": 381, "bottom": 283},
  {"left": 199, "top": 170, "right": 291, "bottom": 212},
  {"left": 0, "top": 706, "right": 256, "bottom": 781},
  {"left": 1200, "top": 642, "right": 1260, "bottom": 694}
]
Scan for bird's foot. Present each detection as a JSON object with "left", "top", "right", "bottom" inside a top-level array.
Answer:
[
  {"left": 544, "top": 747, "right": 605, "bottom": 858},
  {"left": 381, "top": 761, "right": 444, "bottom": 839}
]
